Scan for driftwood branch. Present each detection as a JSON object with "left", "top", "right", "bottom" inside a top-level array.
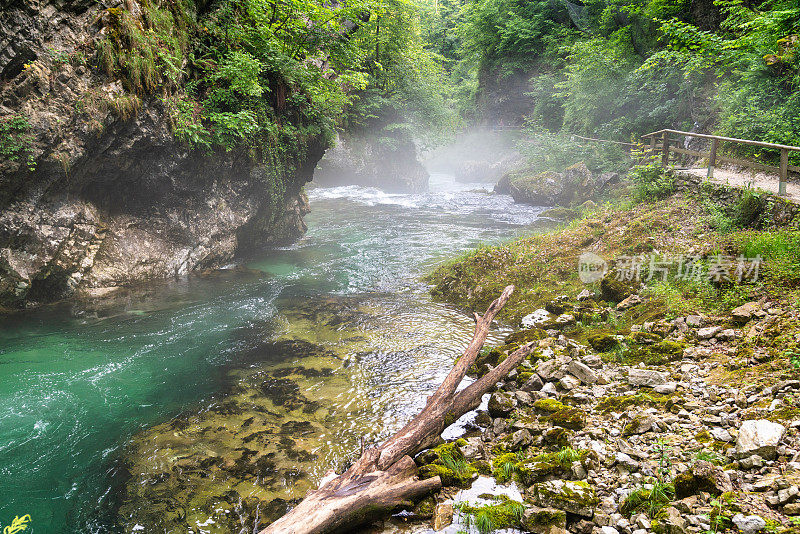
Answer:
[{"left": 261, "top": 285, "right": 534, "bottom": 534}]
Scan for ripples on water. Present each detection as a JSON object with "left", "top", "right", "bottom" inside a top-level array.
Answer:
[{"left": 0, "top": 174, "right": 545, "bottom": 533}]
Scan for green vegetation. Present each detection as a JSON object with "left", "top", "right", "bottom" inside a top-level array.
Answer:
[
  {"left": 455, "top": 495, "right": 525, "bottom": 534},
  {"left": 620, "top": 479, "right": 675, "bottom": 518},
  {"left": 417, "top": 0, "right": 800, "bottom": 173},
  {"left": 0, "top": 115, "right": 36, "bottom": 171},
  {"left": 88, "top": 0, "right": 458, "bottom": 176}
]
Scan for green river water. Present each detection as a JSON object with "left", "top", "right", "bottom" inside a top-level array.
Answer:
[{"left": 0, "top": 174, "right": 547, "bottom": 533}]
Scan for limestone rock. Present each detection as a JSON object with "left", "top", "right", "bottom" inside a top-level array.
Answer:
[
  {"left": 731, "top": 302, "right": 761, "bottom": 325},
  {"left": 488, "top": 391, "right": 515, "bottom": 417},
  {"left": 673, "top": 460, "right": 733, "bottom": 498},
  {"left": 433, "top": 503, "right": 454, "bottom": 530},
  {"left": 732, "top": 514, "right": 766, "bottom": 534},
  {"left": 522, "top": 506, "right": 567, "bottom": 534},
  {"left": 627, "top": 368, "right": 668, "bottom": 387},
  {"left": 735, "top": 420, "right": 786, "bottom": 459},
  {"left": 697, "top": 326, "right": 722, "bottom": 339},
  {"left": 568, "top": 361, "right": 598, "bottom": 385},
  {"left": 617, "top": 294, "right": 642, "bottom": 310},
  {"left": 528, "top": 479, "right": 598, "bottom": 517}
]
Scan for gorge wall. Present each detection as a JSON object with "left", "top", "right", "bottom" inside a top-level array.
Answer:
[{"left": 0, "top": 0, "right": 326, "bottom": 309}]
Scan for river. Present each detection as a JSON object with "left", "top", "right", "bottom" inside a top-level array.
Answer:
[{"left": 0, "top": 173, "right": 546, "bottom": 533}]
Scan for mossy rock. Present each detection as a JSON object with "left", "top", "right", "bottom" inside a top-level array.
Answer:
[
  {"left": 547, "top": 408, "right": 586, "bottom": 430},
  {"left": 629, "top": 331, "right": 663, "bottom": 344},
  {"left": 673, "top": 461, "right": 733, "bottom": 499},
  {"left": 541, "top": 207, "right": 579, "bottom": 221},
  {"left": 413, "top": 496, "right": 436, "bottom": 518},
  {"left": 503, "top": 328, "right": 546, "bottom": 351},
  {"left": 542, "top": 427, "right": 571, "bottom": 450},
  {"left": 489, "top": 391, "right": 515, "bottom": 417},
  {"left": 522, "top": 507, "right": 567, "bottom": 533},
  {"left": 418, "top": 462, "right": 476, "bottom": 487},
  {"left": 600, "top": 273, "right": 638, "bottom": 303},
  {"left": 625, "top": 340, "right": 686, "bottom": 365},
  {"left": 596, "top": 392, "right": 674, "bottom": 413},
  {"left": 516, "top": 450, "right": 587, "bottom": 486},
  {"left": 415, "top": 438, "right": 466, "bottom": 465},
  {"left": 533, "top": 398, "right": 567, "bottom": 414},
  {"left": 508, "top": 170, "right": 569, "bottom": 206},
  {"left": 529, "top": 479, "right": 598, "bottom": 517},
  {"left": 588, "top": 332, "right": 618, "bottom": 352}
]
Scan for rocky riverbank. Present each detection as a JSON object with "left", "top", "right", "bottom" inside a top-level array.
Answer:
[{"left": 374, "top": 184, "right": 800, "bottom": 534}]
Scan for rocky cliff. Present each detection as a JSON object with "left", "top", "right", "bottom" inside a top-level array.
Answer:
[{"left": 0, "top": 0, "right": 326, "bottom": 309}]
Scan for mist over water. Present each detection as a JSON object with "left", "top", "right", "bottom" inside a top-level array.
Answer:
[{"left": 0, "top": 173, "right": 546, "bottom": 533}]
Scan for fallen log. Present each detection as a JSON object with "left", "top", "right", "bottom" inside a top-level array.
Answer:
[{"left": 261, "top": 285, "right": 535, "bottom": 534}]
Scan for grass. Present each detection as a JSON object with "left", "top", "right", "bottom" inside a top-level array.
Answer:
[
  {"left": 455, "top": 496, "right": 526, "bottom": 534},
  {"left": 620, "top": 479, "right": 675, "bottom": 518}
]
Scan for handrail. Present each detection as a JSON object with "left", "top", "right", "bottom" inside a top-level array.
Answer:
[
  {"left": 642, "top": 129, "right": 800, "bottom": 152},
  {"left": 641, "top": 129, "right": 798, "bottom": 196}
]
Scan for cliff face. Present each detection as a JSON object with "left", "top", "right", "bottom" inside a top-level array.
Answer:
[{"left": 0, "top": 0, "right": 326, "bottom": 309}]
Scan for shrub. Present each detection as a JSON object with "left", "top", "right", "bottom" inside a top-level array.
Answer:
[{"left": 629, "top": 163, "right": 674, "bottom": 202}]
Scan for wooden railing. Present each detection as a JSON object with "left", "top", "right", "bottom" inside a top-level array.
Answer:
[{"left": 642, "top": 129, "right": 800, "bottom": 196}]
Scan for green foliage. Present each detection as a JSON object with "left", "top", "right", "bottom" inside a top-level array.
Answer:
[
  {"left": 620, "top": 480, "right": 675, "bottom": 518},
  {"left": 455, "top": 496, "right": 526, "bottom": 534},
  {"left": 0, "top": 114, "right": 36, "bottom": 171},
  {"left": 518, "top": 127, "right": 631, "bottom": 176},
  {"left": 629, "top": 163, "right": 675, "bottom": 202},
  {"left": 738, "top": 230, "right": 800, "bottom": 287}
]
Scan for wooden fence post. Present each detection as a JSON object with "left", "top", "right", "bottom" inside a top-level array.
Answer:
[
  {"left": 707, "top": 138, "right": 718, "bottom": 179},
  {"left": 779, "top": 148, "right": 788, "bottom": 196},
  {"left": 661, "top": 131, "right": 670, "bottom": 167}
]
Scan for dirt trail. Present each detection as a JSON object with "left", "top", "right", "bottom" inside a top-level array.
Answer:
[{"left": 683, "top": 167, "right": 800, "bottom": 203}]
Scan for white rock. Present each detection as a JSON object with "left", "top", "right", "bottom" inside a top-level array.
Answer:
[
  {"left": 735, "top": 420, "right": 786, "bottom": 459},
  {"left": 627, "top": 368, "right": 668, "bottom": 387},
  {"left": 711, "top": 427, "right": 733, "bottom": 442},
  {"left": 654, "top": 382, "right": 677, "bottom": 394},
  {"left": 686, "top": 315, "right": 702, "bottom": 327},
  {"left": 568, "top": 360, "right": 598, "bottom": 385},
  {"left": 698, "top": 326, "right": 722, "bottom": 339},
  {"left": 732, "top": 514, "right": 766, "bottom": 534},
  {"left": 521, "top": 308, "right": 550, "bottom": 328}
]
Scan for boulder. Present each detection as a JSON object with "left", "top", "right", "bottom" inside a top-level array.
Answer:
[
  {"left": 522, "top": 506, "right": 567, "bottom": 534},
  {"left": 433, "top": 503, "right": 454, "bottom": 530},
  {"left": 501, "top": 170, "right": 569, "bottom": 206},
  {"left": 673, "top": 460, "right": 733, "bottom": 498},
  {"left": 600, "top": 274, "right": 638, "bottom": 303},
  {"left": 488, "top": 391, "right": 516, "bottom": 417},
  {"left": 731, "top": 302, "right": 761, "bottom": 325},
  {"left": 588, "top": 333, "right": 618, "bottom": 352},
  {"left": 627, "top": 368, "right": 668, "bottom": 387},
  {"left": 732, "top": 514, "right": 766, "bottom": 534},
  {"left": 528, "top": 479, "right": 598, "bottom": 517},
  {"left": 623, "top": 414, "right": 659, "bottom": 436},
  {"left": 735, "top": 420, "right": 786, "bottom": 459},
  {"left": 653, "top": 507, "right": 686, "bottom": 534},
  {"left": 697, "top": 326, "right": 722, "bottom": 339},
  {"left": 567, "top": 361, "right": 598, "bottom": 385}
]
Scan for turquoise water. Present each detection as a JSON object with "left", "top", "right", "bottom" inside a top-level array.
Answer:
[{"left": 0, "top": 174, "right": 546, "bottom": 532}]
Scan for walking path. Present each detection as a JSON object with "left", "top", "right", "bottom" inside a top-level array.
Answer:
[{"left": 683, "top": 167, "right": 800, "bottom": 203}]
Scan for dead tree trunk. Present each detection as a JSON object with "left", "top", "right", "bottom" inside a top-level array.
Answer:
[{"left": 261, "top": 285, "right": 534, "bottom": 534}]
